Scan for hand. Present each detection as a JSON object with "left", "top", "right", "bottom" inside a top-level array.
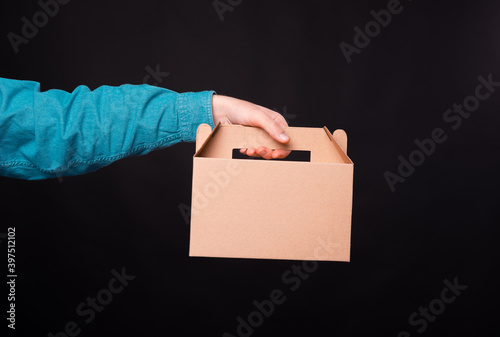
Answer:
[{"left": 211, "top": 94, "right": 291, "bottom": 159}]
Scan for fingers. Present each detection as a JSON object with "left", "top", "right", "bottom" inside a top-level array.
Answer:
[
  {"left": 240, "top": 147, "right": 291, "bottom": 160},
  {"left": 255, "top": 146, "right": 275, "bottom": 160},
  {"left": 272, "top": 148, "right": 291, "bottom": 159}
]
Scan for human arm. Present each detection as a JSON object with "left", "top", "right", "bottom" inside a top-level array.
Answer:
[{"left": 0, "top": 77, "right": 214, "bottom": 180}]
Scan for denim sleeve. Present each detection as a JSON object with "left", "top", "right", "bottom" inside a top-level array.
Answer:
[{"left": 0, "top": 77, "right": 215, "bottom": 180}]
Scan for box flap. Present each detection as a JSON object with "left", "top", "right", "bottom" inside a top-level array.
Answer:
[
  {"left": 195, "top": 123, "right": 214, "bottom": 152},
  {"left": 333, "top": 129, "right": 347, "bottom": 153},
  {"left": 323, "top": 127, "right": 353, "bottom": 164}
]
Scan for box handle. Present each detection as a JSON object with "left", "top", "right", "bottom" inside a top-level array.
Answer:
[{"left": 196, "top": 123, "right": 349, "bottom": 163}]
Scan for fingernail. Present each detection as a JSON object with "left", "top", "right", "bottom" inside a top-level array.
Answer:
[
  {"left": 260, "top": 150, "right": 267, "bottom": 156},
  {"left": 279, "top": 133, "right": 289, "bottom": 142}
]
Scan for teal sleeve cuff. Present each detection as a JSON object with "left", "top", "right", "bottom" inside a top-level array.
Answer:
[{"left": 177, "top": 90, "right": 216, "bottom": 142}]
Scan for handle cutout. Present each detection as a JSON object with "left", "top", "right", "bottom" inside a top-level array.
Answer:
[{"left": 232, "top": 149, "right": 311, "bottom": 162}]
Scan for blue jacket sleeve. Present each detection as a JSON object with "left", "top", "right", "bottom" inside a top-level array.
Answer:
[{"left": 0, "top": 77, "right": 215, "bottom": 180}]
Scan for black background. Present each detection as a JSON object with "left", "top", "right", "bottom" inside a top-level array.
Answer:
[{"left": 1, "top": 0, "right": 499, "bottom": 336}]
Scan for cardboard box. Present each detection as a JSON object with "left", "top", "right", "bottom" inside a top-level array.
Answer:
[{"left": 188, "top": 122, "right": 353, "bottom": 261}]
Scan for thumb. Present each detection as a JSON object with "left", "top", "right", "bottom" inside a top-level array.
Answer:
[{"left": 251, "top": 109, "right": 290, "bottom": 144}]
